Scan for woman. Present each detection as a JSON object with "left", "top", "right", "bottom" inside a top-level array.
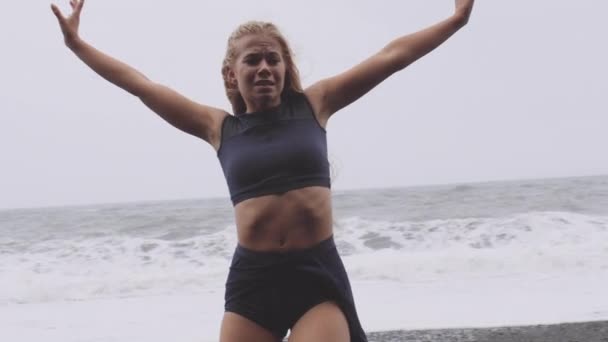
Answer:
[{"left": 51, "top": 1, "right": 475, "bottom": 341}]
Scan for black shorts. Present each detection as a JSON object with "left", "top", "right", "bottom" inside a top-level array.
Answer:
[{"left": 224, "top": 235, "right": 368, "bottom": 341}]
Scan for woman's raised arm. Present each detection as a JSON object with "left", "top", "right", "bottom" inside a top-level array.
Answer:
[
  {"left": 305, "top": 0, "right": 475, "bottom": 126},
  {"left": 51, "top": 0, "right": 227, "bottom": 147}
]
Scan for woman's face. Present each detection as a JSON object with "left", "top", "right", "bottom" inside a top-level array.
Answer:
[{"left": 230, "top": 34, "right": 287, "bottom": 113}]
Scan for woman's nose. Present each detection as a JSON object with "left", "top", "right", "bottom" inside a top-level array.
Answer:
[{"left": 258, "top": 62, "right": 271, "bottom": 76}]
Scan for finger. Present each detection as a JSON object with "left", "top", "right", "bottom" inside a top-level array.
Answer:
[
  {"left": 50, "top": 3, "right": 66, "bottom": 23},
  {"left": 70, "top": 0, "right": 76, "bottom": 10}
]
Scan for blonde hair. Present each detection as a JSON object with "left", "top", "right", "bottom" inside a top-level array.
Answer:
[{"left": 221, "top": 21, "right": 303, "bottom": 115}]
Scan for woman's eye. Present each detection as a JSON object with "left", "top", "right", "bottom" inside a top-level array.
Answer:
[{"left": 243, "top": 55, "right": 280, "bottom": 66}]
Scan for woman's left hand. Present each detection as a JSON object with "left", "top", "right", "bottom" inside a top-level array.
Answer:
[{"left": 455, "top": 0, "right": 475, "bottom": 25}]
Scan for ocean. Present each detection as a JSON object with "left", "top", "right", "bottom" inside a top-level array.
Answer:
[{"left": 2, "top": 175, "right": 608, "bottom": 341}]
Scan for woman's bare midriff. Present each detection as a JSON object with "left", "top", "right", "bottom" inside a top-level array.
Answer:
[{"left": 233, "top": 186, "right": 333, "bottom": 252}]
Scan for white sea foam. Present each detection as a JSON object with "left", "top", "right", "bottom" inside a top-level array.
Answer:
[
  {"left": 2, "top": 272, "right": 608, "bottom": 342},
  {"left": 2, "top": 211, "right": 607, "bottom": 305},
  {"left": 2, "top": 176, "right": 608, "bottom": 341}
]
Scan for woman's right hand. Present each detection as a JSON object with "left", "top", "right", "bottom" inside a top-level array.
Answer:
[{"left": 51, "top": 0, "right": 85, "bottom": 49}]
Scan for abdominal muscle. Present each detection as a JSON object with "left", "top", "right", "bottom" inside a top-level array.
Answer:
[{"left": 233, "top": 186, "right": 333, "bottom": 252}]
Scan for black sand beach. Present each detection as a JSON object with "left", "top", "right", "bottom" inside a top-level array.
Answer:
[{"left": 364, "top": 321, "right": 608, "bottom": 342}]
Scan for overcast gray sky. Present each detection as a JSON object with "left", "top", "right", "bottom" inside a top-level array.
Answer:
[{"left": 1, "top": 0, "right": 606, "bottom": 209}]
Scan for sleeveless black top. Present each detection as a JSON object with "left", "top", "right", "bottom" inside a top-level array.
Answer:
[{"left": 217, "top": 92, "right": 331, "bottom": 205}]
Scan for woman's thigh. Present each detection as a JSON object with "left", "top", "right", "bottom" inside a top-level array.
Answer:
[
  {"left": 220, "top": 312, "right": 281, "bottom": 342},
  {"left": 287, "top": 301, "right": 350, "bottom": 342}
]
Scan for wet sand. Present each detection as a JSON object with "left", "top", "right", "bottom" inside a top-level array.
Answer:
[{"left": 366, "top": 321, "right": 608, "bottom": 342}]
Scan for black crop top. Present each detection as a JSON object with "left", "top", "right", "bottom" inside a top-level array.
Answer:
[{"left": 217, "top": 92, "right": 331, "bottom": 205}]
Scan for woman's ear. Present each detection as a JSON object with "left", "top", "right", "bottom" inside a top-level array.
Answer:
[{"left": 227, "top": 69, "right": 238, "bottom": 87}]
